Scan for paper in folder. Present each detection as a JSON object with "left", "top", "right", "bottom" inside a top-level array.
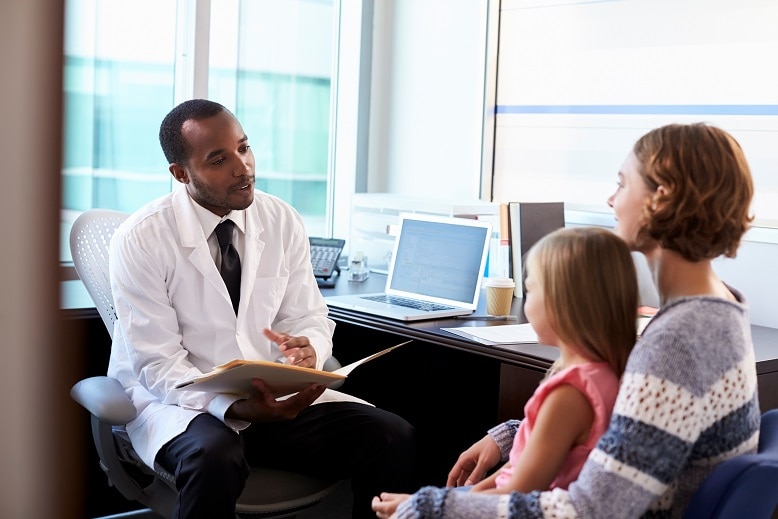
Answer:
[{"left": 175, "top": 340, "right": 411, "bottom": 397}]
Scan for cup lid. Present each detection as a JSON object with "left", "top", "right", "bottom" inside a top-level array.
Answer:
[{"left": 484, "top": 277, "right": 515, "bottom": 288}]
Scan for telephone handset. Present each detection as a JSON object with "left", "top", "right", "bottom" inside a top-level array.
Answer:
[{"left": 309, "top": 237, "right": 345, "bottom": 288}]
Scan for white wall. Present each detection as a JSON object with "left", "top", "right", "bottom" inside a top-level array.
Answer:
[
  {"left": 368, "top": 0, "right": 488, "bottom": 199},
  {"left": 630, "top": 244, "right": 778, "bottom": 329},
  {"left": 366, "top": 0, "right": 778, "bottom": 329},
  {"left": 714, "top": 238, "right": 778, "bottom": 328}
]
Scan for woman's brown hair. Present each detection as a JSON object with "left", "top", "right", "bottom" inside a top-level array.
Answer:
[{"left": 633, "top": 123, "right": 754, "bottom": 261}]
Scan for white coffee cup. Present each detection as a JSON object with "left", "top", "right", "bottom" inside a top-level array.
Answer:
[{"left": 484, "top": 277, "right": 515, "bottom": 316}]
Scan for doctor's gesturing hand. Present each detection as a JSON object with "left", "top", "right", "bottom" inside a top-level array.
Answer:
[{"left": 264, "top": 328, "right": 318, "bottom": 368}]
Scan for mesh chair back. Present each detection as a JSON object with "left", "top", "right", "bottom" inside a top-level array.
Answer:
[{"left": 69, "top": 209, "right": 129, "bottom": 339}]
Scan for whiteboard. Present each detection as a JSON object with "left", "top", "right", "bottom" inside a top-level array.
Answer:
[{"left": 492, "top": 0, "right": 778, "bottom": 227}]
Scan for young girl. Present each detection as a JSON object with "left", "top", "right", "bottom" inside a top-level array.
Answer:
[{"left": 470, "top": 226, "right": 638, "bottom": 495}]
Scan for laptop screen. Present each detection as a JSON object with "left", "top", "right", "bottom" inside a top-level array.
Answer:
[{"left": 386, "top": 214, "right": 491, "bottom": 305}]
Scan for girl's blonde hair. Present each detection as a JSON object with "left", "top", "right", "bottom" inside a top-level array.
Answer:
[{"left": 526, "top": 227, "right": 638, "bottom": 377}]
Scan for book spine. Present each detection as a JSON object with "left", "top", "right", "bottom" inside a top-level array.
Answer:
[
  {"left": 508, "top": 201, "right": 566, "bottom": 298},
  {"left": 498, "top": 203, "right": 511, "bottom": 279},
  {"left": 508, "top": 202, "right": 524, "bottom": 297}
]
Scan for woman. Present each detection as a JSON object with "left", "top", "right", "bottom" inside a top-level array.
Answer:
[{"left": 373, "top": 122, "right": 760, "bottom": 519}]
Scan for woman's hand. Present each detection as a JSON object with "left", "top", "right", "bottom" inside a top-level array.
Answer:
[
  {"left": 372, "top": 492, "right": 411, "bottom": 519},
  {"left": 446, "top": 434, "right": 502, "bottom": 487}
]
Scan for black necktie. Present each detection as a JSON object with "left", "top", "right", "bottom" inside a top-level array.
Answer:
[{"left": 215, "top": 220, "right": 241, "bottom": 315}]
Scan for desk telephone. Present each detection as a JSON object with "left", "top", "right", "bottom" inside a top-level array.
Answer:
[{"left": 309, "top": 237, "right": 345, "bottom": 288}]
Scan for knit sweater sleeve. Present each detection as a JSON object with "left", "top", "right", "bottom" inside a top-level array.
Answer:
[
  {"left": 488, "top": 419, "right": 521, "bottom": 461},
  {"left": 395, "top": 486, "right": 543, "bottom": 519}
]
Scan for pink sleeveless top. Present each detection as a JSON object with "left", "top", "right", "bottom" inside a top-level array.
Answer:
[{"left": 495, "top": 362, "right": 619, "bottom": 490}]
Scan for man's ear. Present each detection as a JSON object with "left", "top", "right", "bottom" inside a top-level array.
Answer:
[{"left": 170, "top": 163, "right": 189, "bottom": 184}]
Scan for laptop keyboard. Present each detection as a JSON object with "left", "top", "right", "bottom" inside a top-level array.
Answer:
[{"left": 362, "top": 295, "right": 455, "bottom": 312}]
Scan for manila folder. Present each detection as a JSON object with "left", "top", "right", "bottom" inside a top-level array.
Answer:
[{"left": 175, "top": 340, "right": 411, "bottom": 397}]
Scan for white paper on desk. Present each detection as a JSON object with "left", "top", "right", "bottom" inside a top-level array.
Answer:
[
  {"left": 441, "top": 323, "right": 539, "bottom": 345},
  {"left": 637, "top": 316, "right": 652, "bottom": 337}
]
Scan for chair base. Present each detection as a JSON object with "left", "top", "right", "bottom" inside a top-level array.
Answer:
[
  {"left": 235, "top": 469, "right": 342, "bottom": 517},
  {"left": 97, "top": 509, "right": 163, "bottom": 519}
]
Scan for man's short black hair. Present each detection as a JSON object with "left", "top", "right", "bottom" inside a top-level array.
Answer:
[{"left": 159, "top": 99, "right": 230, "bottom": 165}]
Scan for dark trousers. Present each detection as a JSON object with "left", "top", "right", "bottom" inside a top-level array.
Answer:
[{"left": 156, "top": 402, "right": 416, "bottom": 519}]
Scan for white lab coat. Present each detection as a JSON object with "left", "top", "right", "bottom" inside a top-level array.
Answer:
[{"left": 107, "top": 186, "right": 342, "bottom": 468}]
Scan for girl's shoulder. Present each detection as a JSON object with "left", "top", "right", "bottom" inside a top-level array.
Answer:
[
  {"left": 550, "top": 362, "right": 618, "bottom": 382},
  {"left": 531, "top": 363, "right": 620, "bottom": 430},
  {"left": 540, "top": 363, "right": 620, "bottom": 400}
]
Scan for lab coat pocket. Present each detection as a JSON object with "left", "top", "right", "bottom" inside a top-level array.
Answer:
[{"left": 250, "top": 275, "right": 289, "bottom": 330}]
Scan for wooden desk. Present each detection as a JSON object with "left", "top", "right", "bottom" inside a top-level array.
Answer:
[
  {"left": 321, "top": 274, "right": 557, "bottom": 369},
  {"left": 62, "top": 275, "right": 778, "bottom": 489},
  {"left": 62, "top": 276, "right": 554, "bottom": 487},
  {"left": 62, "top": 275, "right": 778, "bottom": 417},
  {"left": 319, "top": 273, "right": 778, "bottom": 412},
  {"left": 317, "top": 273, "right": 778, "bottom": 485}
]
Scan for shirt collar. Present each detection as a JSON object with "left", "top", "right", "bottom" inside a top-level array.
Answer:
[{"left": 186, "top": 195, "right": 247, "bottom": 239}]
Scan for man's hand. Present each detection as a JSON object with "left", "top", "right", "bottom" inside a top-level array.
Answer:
[
  {"left": 226, "top": 378, "right": 326, "bottom": 423},
  {"left": 264, "top": 328, "right": 318, "bottom": 368},
  {"left": 372, "top": 492, "right": 411, "bottom": 519},
  {"left": 446, "top": 434, "right": 502, "bottom": 487}
]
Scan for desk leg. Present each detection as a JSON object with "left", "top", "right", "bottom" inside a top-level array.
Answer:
[{"left": 759, "top": 370, "right": 778, "bottom": 411}]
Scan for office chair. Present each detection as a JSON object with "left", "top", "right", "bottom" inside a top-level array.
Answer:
[
  {"left": 683, "top": 409, "right": 778, "bottom": 519},
  {"left": 69, "top": 208, "right": 342, "bottom": 518}
]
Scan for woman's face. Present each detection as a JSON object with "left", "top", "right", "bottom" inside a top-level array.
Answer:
[{"left": 607, "top": 151, "right": 653, "bottom": 251}]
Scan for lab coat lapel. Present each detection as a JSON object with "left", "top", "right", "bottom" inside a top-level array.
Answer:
[
  {"left": 238, "top": 205, "right": 266, "bottom": 325},
  {"left": 171, "top": 188, "right": 234, "bottom": 310}
]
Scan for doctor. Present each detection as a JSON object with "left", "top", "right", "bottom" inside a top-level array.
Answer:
[{"left": 108, "top": 99, "right": 415, "bottom": 519}]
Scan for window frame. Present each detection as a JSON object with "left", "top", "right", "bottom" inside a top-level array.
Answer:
[{"left": 61, "top": 0, "right": 366, "bottom": 275}]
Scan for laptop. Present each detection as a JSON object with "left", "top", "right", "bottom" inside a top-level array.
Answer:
[{"left": 325, "top": 213, "right": 492, "bottom": 321}]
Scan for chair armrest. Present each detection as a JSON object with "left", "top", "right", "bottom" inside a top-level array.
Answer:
[
  {"left": 70, "top": 376, "right": 137, "bottom": 425},
  {"left": 322, "top": 356, "right": 344, "bottom": 389},
  {"left": 322, "top": 356, "right": 342, "bottom": 372}
]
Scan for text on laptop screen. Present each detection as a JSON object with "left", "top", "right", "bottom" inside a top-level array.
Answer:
[{"left": 388, "top": 218, "right": 489, "bottom": 304}]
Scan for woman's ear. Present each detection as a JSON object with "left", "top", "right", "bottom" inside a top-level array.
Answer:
[
  {"left": 651, "top": 185, "right": 669, "bottom": 211},
  {"left": 169, "top": 163, "right": 189, "bottom": 184}
]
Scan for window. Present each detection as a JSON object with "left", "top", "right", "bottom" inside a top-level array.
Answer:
[
  {"left": 62, "top": 0, "right": 341, "bottom": 262},
  {"left": 490, "top": 0, "right": 778, "bottom": 233},
  {"left": 62, "top": 0, "right": 178, "bottom": 260},
  {"left": 208, "top": 0, "right": 335, "bottom": 237}
]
